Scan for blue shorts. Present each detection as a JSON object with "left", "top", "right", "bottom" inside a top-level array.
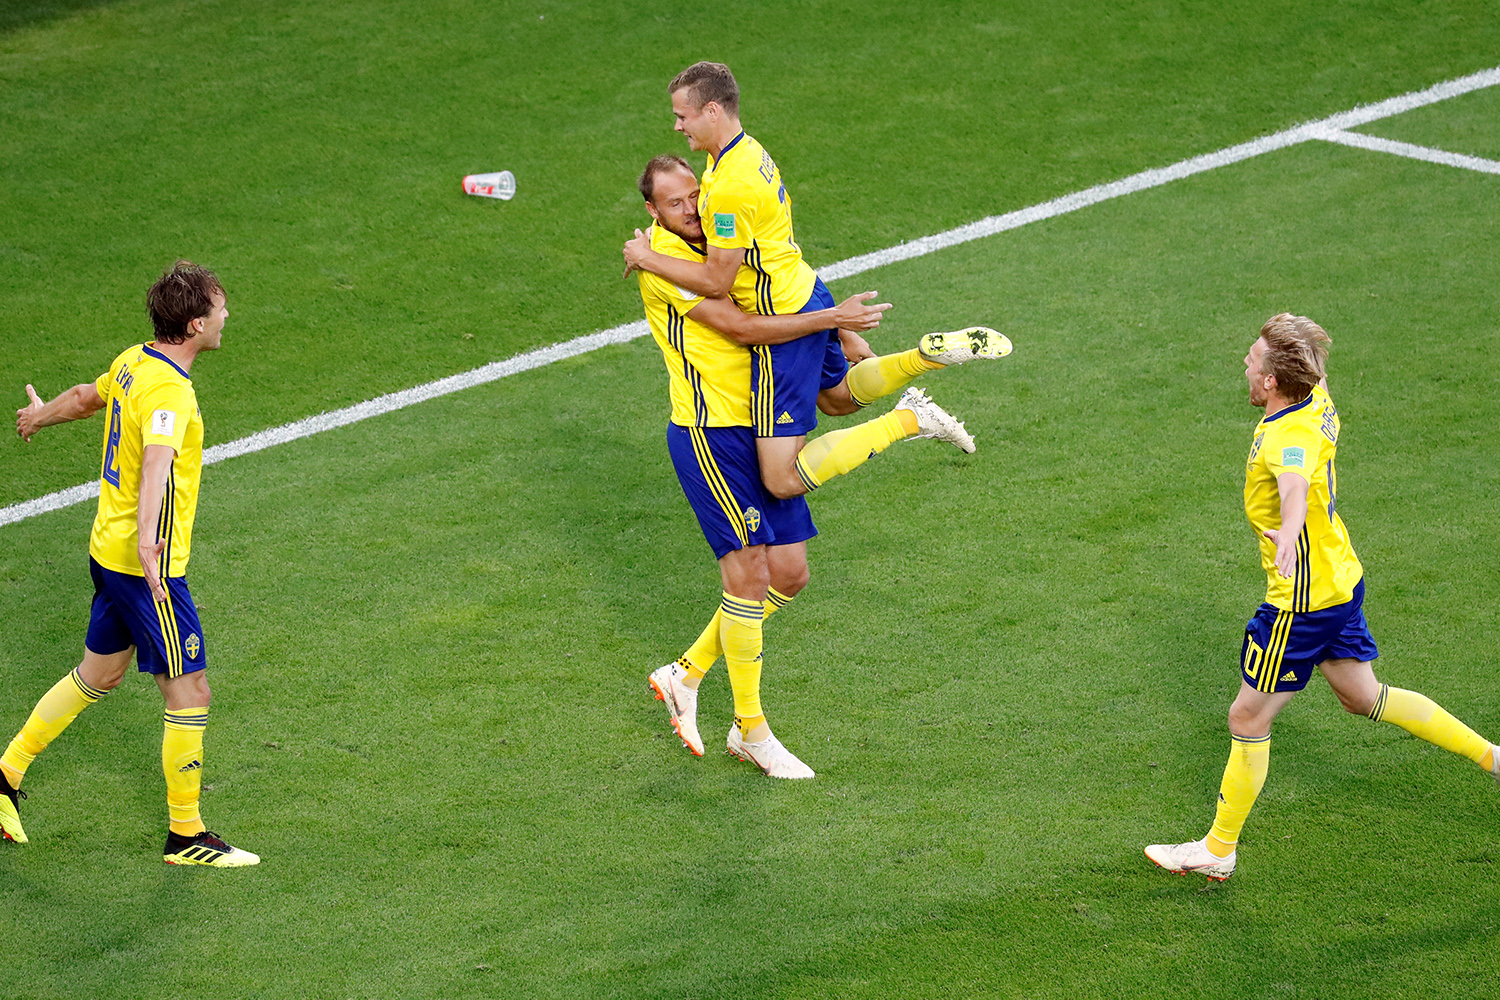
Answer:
[
  {"left": 85, "top": 558, "right": 207, "bottom": 677},
  {"left": 1240, "top": 578, "right": 1379, "bottom": 693},
  {"left": 751, "top": 277, "right": 850, "bottom": 437},
  {"left": 666, "top": 424, "right": 818, "bottom": 559}
]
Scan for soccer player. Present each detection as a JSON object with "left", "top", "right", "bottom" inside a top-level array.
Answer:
[
  {"left": 622, "top": 61, "right": 1010, "bottom": 501},
  {"left": 633, "top": 154, "right": 976, "bottom": 777},
  {"left": 3, "top": 261, "right": 259, "bottom": 867},
  {"left": 1145, "top": 313, "right": 1497, "bottom": 881}
]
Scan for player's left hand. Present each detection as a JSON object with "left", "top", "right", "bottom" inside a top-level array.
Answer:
[
  {"left": 1263, "top": 528, "right": 1297, "bottom": 579},
  {"left": 838, "top": 328, "right": 875, "bottom": 363},
  {"left": 621, "top": 228, "right": 653, "bottom": 277},
  {"left": 830, "top": 291, "right": 892, "bottom": 333}
]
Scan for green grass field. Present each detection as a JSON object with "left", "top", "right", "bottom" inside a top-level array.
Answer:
[{"left": 2, "top": 2, "right": 1498, "bottom": 997}]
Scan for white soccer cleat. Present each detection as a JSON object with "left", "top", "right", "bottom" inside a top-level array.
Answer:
[
  {"left": 895, "top": 387, "right": 975, "bottom": 454},
  {"left": 1144, "top": 838, "right": 1236, "bottom": 881},
  {"left": 1491, "top": 744, "right": 1499, "bottom": 786},
  {"left": 726, "top": 723, "right": 815, "bottom": 779},
  {"left": 918, "top": 326, "right": 1013, "bottom": 365},
  {"left": 648, "top": 663, "right": 703, "bottom": 756}
]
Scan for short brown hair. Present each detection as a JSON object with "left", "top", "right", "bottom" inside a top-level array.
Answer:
[
  {"left": 669, "top": 61, "right": 739, "bottom": 116},
  {"left": 1259, "top": 312, "right": 1330, "bottom": 403},
  {"left": 147, "top": 260, "right": 223, "bottom": 345},
  {"left": 638, "top": 154, "right": 693, "bottom": 203}
]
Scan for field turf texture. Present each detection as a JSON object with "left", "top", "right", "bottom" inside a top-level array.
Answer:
[{"left": 2, "top": 2, "right": 1498, "bottom": 997}]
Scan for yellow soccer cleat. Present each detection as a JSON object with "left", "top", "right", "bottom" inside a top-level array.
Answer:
[
  {"left": 918, "top": 326, "right": 1013, "bottom": 365},
  {"left": 164, "top": 830, "right": 260, "bottom": 867},
  {"left": 0, "top": 774, "right": 27, "bottom": 844}
]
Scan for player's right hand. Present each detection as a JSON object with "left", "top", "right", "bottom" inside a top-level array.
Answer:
[
  {"left": 16, "top": 384, "right": 44, "bottom": 442},
  {"left": 831, "top": 291, "right": 892, "bottom": 332},
  {"left": 138, "top": 539, "right": 169, "bottom": 602}
]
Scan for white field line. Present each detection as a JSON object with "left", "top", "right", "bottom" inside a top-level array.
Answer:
[
  {"left": 1315, "top": 128, "right": 1500, "bottom": 175},
  {"left": 4, "top": 65, "right": 1499, "bottom": 529}
]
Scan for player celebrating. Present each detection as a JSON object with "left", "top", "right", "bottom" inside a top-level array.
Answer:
[
  {"left": 622, "top": 61, "right": 1010, "bottom": 501},
  {"left": 633, "top": 154, "right": 976, "bottom": 777},
  {"left": 3, "top": 261, "right": 259, "bottom": 867},
  {"left": 1145, "top": 314, "right": 1497, "bottom": 881}
]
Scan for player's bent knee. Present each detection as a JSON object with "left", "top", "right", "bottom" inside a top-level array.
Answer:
[
  {"left": 1227, "top": 702, "right": 1269, "bottom": 737},
  {"left": 763, "top": 475, "right": 806, "bottom": 500},
  {"left": 772, "top": 564, "right": 810, "bottom": 596}
]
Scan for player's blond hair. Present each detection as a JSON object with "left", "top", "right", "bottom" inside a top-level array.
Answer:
[
  {"left": 1259, "top": 312, "right": 1331, "bottom": 403},
  {"left": 669, "top": 61, "right": 739, "bottom": 116}
]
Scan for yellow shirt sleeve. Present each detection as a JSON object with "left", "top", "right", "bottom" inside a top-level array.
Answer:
[
  {"left": 639, "top": 269, "right": 706, "bottom": 314},
  {"left": 138, "top": 381, "right": 195, "bottom": 454},
  {"left": 94, "top": 370, "right": 112, "bottom": 400}
]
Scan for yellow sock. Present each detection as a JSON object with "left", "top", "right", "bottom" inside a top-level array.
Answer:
[
  {"left": 1206, "top": 734, "right": 1270, "bottom": 856},
  {"left": 793, "top": 411, "right": 914, "bottom": 490},
  {"left": 1, "top": 668, "right": 108, "bottom": 786},
  {"left": 163, "top": 707, "right": 209, "bottom": 836},
  {"left": 1368, "top": 685, "right": 1491, "bottom": 765},
  {"left": 845, "top": 349, "right": 942, "bottom": 407},
  {"left": 680, "top": 587, "right": 795, "bottom": 678},
  {"left": 720, "top": 593, "right": 765, "bottom": 728},
  {"left": 680, "top": 610, "right": 722, "bottom": 681}
]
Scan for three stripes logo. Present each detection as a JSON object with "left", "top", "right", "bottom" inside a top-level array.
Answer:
[
  {"left": 776, "top": 412, "right": 793, "bottom": 425},
  {"left": 174, "top": 843, "right": 225, "bottom": 864},
  {"left": 178, "top": 759, "right": 202, "bottom": 773},
  {"left": 1279, "top": 670, "right": 1298, "bottom": 682}
]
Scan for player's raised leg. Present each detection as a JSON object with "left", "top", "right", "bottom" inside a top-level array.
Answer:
[
  {"left": 0, "top": 646, "right": 129, "bottom": 844},
  {"left": 759, "top": 388, "right": 973, "bottom": 499},
  {"left": 841, "top": 326, "right": 1012, "bottom": 409},
  {"left": 1319, "top": 658, "right": 1498, "bottom": 774}
]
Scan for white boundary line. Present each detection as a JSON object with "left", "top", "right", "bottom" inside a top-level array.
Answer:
[
  {"left": 1315, "top": 128, "right": 1500, "bottom": 175},
  {"left": 4, "top": 65, "right": 1499, "bottom": 529}
]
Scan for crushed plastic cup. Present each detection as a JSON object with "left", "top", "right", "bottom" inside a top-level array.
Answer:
[{"left": 462, "top": 170, "right": 516, "bottom": 201}]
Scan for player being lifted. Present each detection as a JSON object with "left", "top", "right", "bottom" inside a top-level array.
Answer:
[
  {"left": 1146, "top": 314, "right": 1497, "bottom": 881},
  {"left": 3, "top": 261, "right": 258, "bottom": 866},
  {"left": 622, "top": 61, "right": 1012, "bottom": 501},
  {"left": 632, "top": 154, "right": 991, "bottom": 777}
]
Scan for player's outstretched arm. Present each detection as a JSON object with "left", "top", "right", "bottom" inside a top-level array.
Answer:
[
  {"left": 1264, "top": 472, "right": 1310, "bottom": 579},
  {"left": 623, "top": 229, "right": 744, "bottom": 297},
  {"left": 15, "top": 382, "right": 106, "bottom": 442},
  {"left": 688, "top": 291, "right": 890, "bottom": 346}
]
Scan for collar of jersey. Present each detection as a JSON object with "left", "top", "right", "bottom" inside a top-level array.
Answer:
[
  {"left": 142, "top": 344, "right": 192, "bottom": 381},
  {"left": 1261, "top": 391, "right": 1314, "bottom": 424},
  {"left": 654, "top": 225, "right": 708, "bottom": 258},
  {"left": 712, "top": 130, "right": 747, "bottom": 167}
]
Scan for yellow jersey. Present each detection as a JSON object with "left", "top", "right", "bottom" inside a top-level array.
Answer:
[
  {"left": 89, "top": 344, "right": 204, "bottom": 578},
  {"left": 700, "top": 131, "right": 817, "bottom": 316},
  {"left": 638, "top": 224, "right": 753, "bottom": 427},
  {"left": 1244, "top": 384, "right": 1362, "bottom": 611}
]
